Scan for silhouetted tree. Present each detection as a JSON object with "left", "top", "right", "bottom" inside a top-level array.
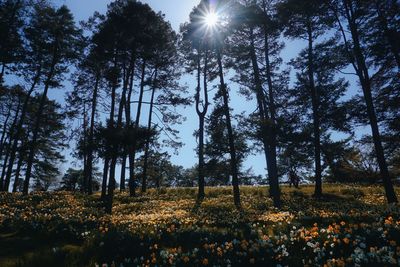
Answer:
[
  {"left": 278, "top": 0, "right": 334, "bottom": 198},
  {"left": 22, "top": 4, "right": 82, "bottom": 194},
  {"left": 0, "top": 0, "right": 25, "bottom": 84},
  {"left": 329, "top": 0, "right": 398, "bottom": 203}
]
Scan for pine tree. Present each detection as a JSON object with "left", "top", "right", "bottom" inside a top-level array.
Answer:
[
  {"left": 229, "top": 0, "right": 283, "bottom": 207},
  {"left": 0, "top": 0, "right": 25, "bottom": 84},
  {"left": 22, "top": 4, "right": 82, "bottom": 194},
  {"left": 278, "top": 0, "right": 334, "bottom": 198},
  {"left": 329, "top": 0, "right": 398, "bottom": 204},
  {"left": 180, "top": 0, "right": 214, "bottom": 201}
]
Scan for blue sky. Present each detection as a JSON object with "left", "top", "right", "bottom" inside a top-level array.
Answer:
[{"left": 59, "top": 0, "right": 199, "bottom": 29}]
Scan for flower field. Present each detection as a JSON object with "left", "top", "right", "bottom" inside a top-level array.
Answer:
[{"left": 0, "top": 185, "right": 400, "bottom": 266}]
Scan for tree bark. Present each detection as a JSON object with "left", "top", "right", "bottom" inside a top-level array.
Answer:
[
  {"left": 22, "top": 43, "right": 58, "bottom": 195},
  {"left": 101, "top": 157, "right": 110, "bottom": 199},
  {"left": 106, "top": 62, "right": 129, "bottom": 213},
  {"left": 129, "top": 59, "right": 146, "bottom": 197},
  {"left": 23, "top": 50, "right": 57, "bottom": 194},
  {"left": 195, "top": 49, "right": 209, "bottom": 200},
  {"left": 82, "top": 103, "right": 88, "bottom": 193},
  {"left": 0, "top": 143, "right": 11, "bottom": 190},
  {"left": 12, "top": 142, "right": 24, "bottom": 192},
  {"left": 120, "top": 155, "right": 126, "bottom": 191},
  {"left": 216, "top": 49, "right": 241, "bottom": 208},
  {"left": 4, "top": 69, "right": 41, "bottom": 192},
  {"left": 0, "top": 105, "right": 11, "bottom": 159},
  {"left": 1, "top": 97, "right": 22, "bottom": 191},
  {"left": 306, "top": 22, "right": 322, "bottom": 198},
  {"left": 142, "top": 68, "right": 157, "bottom": 193},
  {"left": 101, "top": 62, "right": 118, "bottom": 200},
  {"left": 249, "top": 27, "right": 281, "bottom": 208},
  {"left": 0, "top": 64, "right": 5, "bottom": 86},
  {"left": 86, "top": 72, "right": 100, "bottom": 195},
  {"left": 122, "top": 55, "right": 135, "bottom": 192}
]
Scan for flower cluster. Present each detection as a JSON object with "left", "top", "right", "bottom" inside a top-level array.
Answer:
[{"left": 0, "top": 184, "right": 399, "bottom": 266}]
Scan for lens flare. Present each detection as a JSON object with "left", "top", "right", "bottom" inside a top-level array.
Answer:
[{"left": 204, "top": 12, "right": 218, "bottom": 27}]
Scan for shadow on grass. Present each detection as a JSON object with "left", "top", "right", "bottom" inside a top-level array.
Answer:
[{"left": 0, "top": 231, "right": 83, "bottom": 267}]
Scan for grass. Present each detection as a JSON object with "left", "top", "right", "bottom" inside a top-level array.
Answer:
[{"left": 0, "top": 184, "right": 399, "bottom": 266}]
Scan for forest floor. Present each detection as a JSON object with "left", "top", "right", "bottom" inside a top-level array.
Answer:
[{"left": 0, "top": 184, "right": 400, "bottom": 266}]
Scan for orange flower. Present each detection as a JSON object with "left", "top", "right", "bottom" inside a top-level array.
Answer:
[
  {"left": 384, "top": 219, "right": 392, "bottom": 225},
  {"left": 311, "top": 230, "right": 319, "bottom": 238},
  {"left": 336, "top": 258, "right": 346, "bottom": 267},
  {"left": 202, "top": 258, "right": 209, "bottom": 265},
  {"left": 217, "top": 247, "right": 223, "bottom": 257},
  {"left": 183, "top": 256, "right": 190, "bottom": 263}
]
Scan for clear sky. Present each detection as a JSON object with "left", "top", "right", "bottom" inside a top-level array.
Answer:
[{"left": 60, "top": 0, "right": 199, "bottom": 30}]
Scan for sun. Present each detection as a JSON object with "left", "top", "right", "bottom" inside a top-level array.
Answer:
[{"left": 204, "top": 12, "right": 218, "bottom": 27}]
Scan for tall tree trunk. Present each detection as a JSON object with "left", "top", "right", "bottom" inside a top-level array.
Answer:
[
  {"left": 0, "top": 105, "right": 11, "bottom": 159},
  {"left": 23, "top": 52, "right": 57, "bottom": 194},
  {"left": 195, "top": 49, "right": 209, "bottom": 200},
  {"left": 1, "top": 98, "right": 22, "bottom": 191},
  {"left": 82, "top": 103, "right": 88, "bottom": 193},
  {"left": 216, "top": 49, "right": 241, "bottom": 208},
  {"left": 101, "top": 157, "right": 110, "bottom": 199},
  {"left": 260, "top": 0, "right": 280, "bottom": 201},
  {"left": 4, "top": 69, "right": 41, "bottom": 192},
  {"left": 106, "top": 62, "right": 130, "bottom": 213},
  {"left": 129, "top": 59, "right": 146, "bottom": 197},
  {"left": 0, "top": 64, "right": 5, "bottom": 85},
  {"left": 121, "top": 56, "right": 135, "bottom": 191},
  {"left": 106, "top": 102, "right": 126, "bottom": 214},
  {"left": 263, "top": 29, "right": 281, "bottom": 207},
  {"left": 342, "top": 0, "right": 397, "bottom": 204},
  {"left": 306, "top": 23, "right": 322, "bottom": 198},
  {"left": 86, "top": 73, "right": 100, "bottom": 195},
  {"left": 12, "top": 143, "right": 24, "bottom": 192},
  {"left": 142, "top": 68, "right": 158, "bottom": 193},
  {"left": 120, "top": 155, "right": 126, "bottom": 191},
  {"left": 249, "top": 27, "right": 281, "bottom": 208},
  {"left": 0, "top": 143, "right": 11, "bottom": 190},
  {"left": 101, "top": 64, "right": 118, "bottom": 200},
  {"left": 106, "top": 93, "right": 126, "bottom": 213}
]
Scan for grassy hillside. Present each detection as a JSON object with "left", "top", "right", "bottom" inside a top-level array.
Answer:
[{"left": 0, "top": 185, "right": 399, "bottom": 266}]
